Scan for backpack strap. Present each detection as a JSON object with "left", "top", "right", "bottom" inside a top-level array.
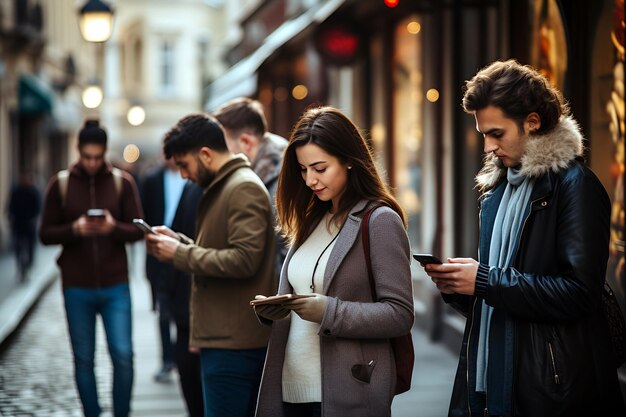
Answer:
[
  {"left": 57, "top": 167, "right": 124, "bottom": 207},
  {"left": 111, "top": 167, "right": 124, "bottom": 197},
  {"left": 57, "top": 169, "right": 70, "bottom": 207}
]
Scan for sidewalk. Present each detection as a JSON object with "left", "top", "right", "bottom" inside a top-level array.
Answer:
[
  {"left": 0, "top": 242, "right": 60, "bottom": 346},
  {"left": 0, "top": 241, "right": 458, "bottom": 416}
]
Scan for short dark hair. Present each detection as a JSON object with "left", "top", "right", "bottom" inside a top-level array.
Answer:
[
  {"left": 213, "top": 97, "right": 267, "bottom": 136},
  {"left": 78, "top": 119, "right": 107, "bottom": 147},
  {"left": 163, "top": 113, "right": 229, "bottom": 158},
  {"left": 462, "top": 59, "right": 569, "bottom": 134}
]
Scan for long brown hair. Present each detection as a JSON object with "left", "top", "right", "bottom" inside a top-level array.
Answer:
[{"left": 276, "top": 106, "right": 406, "bottom": 246}]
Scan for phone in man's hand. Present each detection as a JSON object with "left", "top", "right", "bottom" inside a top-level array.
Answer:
[
  {"left": 87, "top": 209, "right": 106, "bottom": 218},
  {"left": 412, "top": 253, "right": 443, "bottom": 265},
  {"left": 133, "top": 218, "right": 156, "bottom": 234}
]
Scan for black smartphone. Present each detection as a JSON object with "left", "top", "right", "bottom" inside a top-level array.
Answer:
[
  {"left": 86, "top": 208, "right": 106, "bottom": 218},
  {"left": 412, "top": 253, "right": 443, "bottom": 264},
  {"left": 133, "top": 218, "right": 156, "bottom": 234}
]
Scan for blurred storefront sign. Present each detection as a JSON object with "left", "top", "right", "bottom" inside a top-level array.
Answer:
[
  {"left": 204, "top": 0, "right": 345, "bottom": 111},
  {"left": 18, "top": 75, "right": 53, "bottom": 115},
  {"left": 314, "top": 22, "right": 362, "bottom": 66}
]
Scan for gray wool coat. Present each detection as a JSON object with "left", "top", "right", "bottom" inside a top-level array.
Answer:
[{"left": 255, "top": 200, "right": 414, "bottom": 417}]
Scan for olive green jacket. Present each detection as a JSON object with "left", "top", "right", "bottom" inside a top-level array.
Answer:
[{"left": 174, "top": 156, "right": 276, "bottom": 349}]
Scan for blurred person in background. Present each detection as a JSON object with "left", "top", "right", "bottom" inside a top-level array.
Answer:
[
  {"left": 141, "top": 156, "right": 186, "bottom": 383},
  {"left": 214, "top": 97, "right": 288, "bottom": 283},
  {"left": 141, "top": 155, "right": 204, "bottom": 416},
  {"left": 6, "top": 171, "right": 41, "bottom": 281},
  {"left": 145, "top": 114, "right": 275, "bottom": 417},
  {"left": 40, "top": 119, "right": 144, "bottom": 417}
]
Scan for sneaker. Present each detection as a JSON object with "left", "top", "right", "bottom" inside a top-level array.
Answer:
[{"left": 153, "top": 362, "right": 175, "bottom": 383}]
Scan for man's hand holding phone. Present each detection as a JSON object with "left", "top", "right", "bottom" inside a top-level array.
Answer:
[
  {"left": 73, "top": 209, "right": 116, "bottom": 236},
  {"left": 144, "top": 223, "right": 180, "bottom": 262},
  {"left": 419, "top": 256, "right": 480, "bottom": 295}
]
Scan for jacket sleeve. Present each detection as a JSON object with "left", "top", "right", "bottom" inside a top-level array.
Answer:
[
  {"left": 39, "top": 175, "right": 76, "bottom": 245},
  {"left": 173, "top": 182, "right": 270, "bottom": 279},
  {"left": 110, "top": 174, "right": 144, "bottom": 243},
  {"left": 442, "top": 293, "right": 473, "bottom": 318},
  {"left": 475, "top": 172, "right": 610, "bottom": 323},
  {"left": 319, "top": 208, "right": 415, "bottom": 339}
]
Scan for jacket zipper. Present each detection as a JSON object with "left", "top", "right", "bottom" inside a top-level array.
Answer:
[
  {"left": 90, "top": 176, "right": 100, "bottom": 288},
  {"left": 466, "top": 298, "right": 478, "bottom": 417},
  {"left": 547, "top": 342, "right": 561, "bottom": 385}
]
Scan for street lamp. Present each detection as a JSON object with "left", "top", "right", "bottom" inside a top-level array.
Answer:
[
  {"left": 82, "top": 84, "right": 103, "bottom": 108},
  {"left": 127, "top": 105, "right": 146, "bottom": 126},
  {"left": 78, "top": 0, "right": 114, "bottom": 43}
]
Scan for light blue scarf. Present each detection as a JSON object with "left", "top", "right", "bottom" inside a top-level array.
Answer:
[{"left": 476, "top": 167, "right": 535, "bottom": 393}]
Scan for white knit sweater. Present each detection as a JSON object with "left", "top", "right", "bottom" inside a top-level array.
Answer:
[{"left": 282, "top": 212, "right": 339, "bottom": 403}]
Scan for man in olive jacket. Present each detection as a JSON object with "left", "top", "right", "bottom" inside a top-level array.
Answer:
[{"left": 145, "top": 113, "right": 275, "bottom": 417}]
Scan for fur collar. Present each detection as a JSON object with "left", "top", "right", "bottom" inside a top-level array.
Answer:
[{"left": 476, "top": 116, "right": 584, "bottom": 191}]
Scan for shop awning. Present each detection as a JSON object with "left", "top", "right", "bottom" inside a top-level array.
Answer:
[
  {"left": 204, "top": 0, "right": 345, "bottom": 111},
  {"left": 19, "top": 74, "right": 54, "bottom": 115}
]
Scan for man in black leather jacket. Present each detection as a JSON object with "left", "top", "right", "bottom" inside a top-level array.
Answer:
[{"left": 423, "top": 60, "right": 626, "bottom": 417}]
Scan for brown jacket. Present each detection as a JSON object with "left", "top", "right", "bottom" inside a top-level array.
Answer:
[
  {"left": 39, "top": 162, "right": 144, "bottom": 288},
  {"left": 255, "top": 200, "right": 414, "bottom": 417},
  {"left": 173, "top": 156, "right": 275, "bottom": 349}
]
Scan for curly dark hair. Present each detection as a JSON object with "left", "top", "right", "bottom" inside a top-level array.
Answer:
[
  {"left": 462, "top": 59, "right": 569, "bottom": 134},
  {"left": 163, "top": 113, "right": 228, "bottom": 158}
]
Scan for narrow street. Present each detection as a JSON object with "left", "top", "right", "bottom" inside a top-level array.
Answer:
[{"left": 0, "top": 244, "right": 458, "bottom": 416}]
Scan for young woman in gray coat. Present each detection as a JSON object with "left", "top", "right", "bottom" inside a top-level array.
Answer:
[{"left": 253, "top": 107, "right": 414, "bottom": 417}]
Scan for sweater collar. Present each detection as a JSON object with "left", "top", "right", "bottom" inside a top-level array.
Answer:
[{"left": 476, "top": 116, "right": 584, "bottom": 191}]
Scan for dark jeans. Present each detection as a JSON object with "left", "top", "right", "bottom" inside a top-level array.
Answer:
[
  {"left": 283, "top": 402, "right": 321, "bottom": 417},
  {"left": 12, "top": 229, "right": 35, "bottom": 276},
  {"left": 175, "top": 326, "right": 203, "bottom": 417},
  {"left": 156, "top": 291, "right": 175, "bottom": 366},
  {"left": 64, "top": 284, "right": 133, "bottom": 417},
  {"left": 199, "top": 347, "right": 266, "bottom": 417}
]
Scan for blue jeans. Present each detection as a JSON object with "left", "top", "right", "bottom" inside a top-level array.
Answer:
[
  {"left": 64, "top": 283, "right": 133, "bottom": 417},
  {"left": 200, "top": 347, "right": 266, "bottom": 417}
]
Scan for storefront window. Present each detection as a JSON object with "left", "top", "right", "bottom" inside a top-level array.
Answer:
[
  {"left": 530, "top": 0, "right": 568, "bottom": 89},
  {"left": 591, "top": 0, "right": 625, "bottom": 325},
  {"left": 392, "top": 15, "right": 424, "bottom": 248}
]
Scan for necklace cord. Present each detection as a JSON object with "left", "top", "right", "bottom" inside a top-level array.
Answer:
[{"left": 310, "top": 223, "right": 343, "bottom": 292}]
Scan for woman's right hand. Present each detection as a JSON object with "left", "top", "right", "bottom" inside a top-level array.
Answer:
[{"left": 253, "top": 296, "right": 291, "bottom": 321}]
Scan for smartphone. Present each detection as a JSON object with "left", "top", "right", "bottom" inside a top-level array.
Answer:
[
  {"left": 412, "top": 253, "right": 443, "bottom": 265},
  {"left": 249, "top": 294, "right": 315, "bottom": 306},
  {"left": 86, "top": 208, "right": 106, "bottom": 218},
  {"left": 133, "top": 218, "right": 156, "bottom": 234}
]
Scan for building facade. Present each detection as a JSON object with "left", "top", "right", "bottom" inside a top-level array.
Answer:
[
  {"left": 100, "top": 0, "right": 225, "bottom": 172},
  {"left": 207, "top": 0, "right": 626, "bottom": 388}
]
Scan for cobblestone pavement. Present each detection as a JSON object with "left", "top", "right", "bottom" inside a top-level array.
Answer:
[
  {"left": 0, "top": 243, "right": 458, "bottom": 417},
  {"left": 0, "top": 278, "right": 94, "bottom": 416},
  {"left": 0, "top": 243, "right": 187, "bottom": 417}
]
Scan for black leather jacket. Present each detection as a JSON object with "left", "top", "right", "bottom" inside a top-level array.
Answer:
[{"left": 444, "top": 160, "right": 625, "bottom": 417}]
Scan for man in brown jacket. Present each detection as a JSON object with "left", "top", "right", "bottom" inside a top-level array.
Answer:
[
  {"left": 40, "top": 119, "right": 144, "bottom": 417},
  {"left": 145, "top": 113, "right": 275, "bottom": 417}
]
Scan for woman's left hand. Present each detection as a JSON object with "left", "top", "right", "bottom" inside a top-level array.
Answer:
[{"left": 283, "top": 294, "right": 328, "bottom": 323}]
